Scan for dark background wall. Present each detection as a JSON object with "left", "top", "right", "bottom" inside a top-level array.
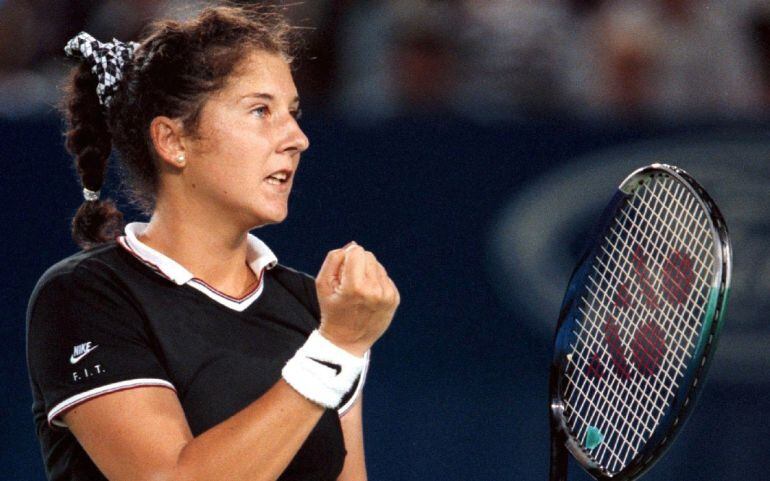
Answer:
[{"left": 2, "top": 113, "right": 768, "bottom": 480}]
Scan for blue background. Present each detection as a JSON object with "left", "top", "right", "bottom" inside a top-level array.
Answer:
[{"left": 2, "top": 114, "right": 768, "bottom": 480}]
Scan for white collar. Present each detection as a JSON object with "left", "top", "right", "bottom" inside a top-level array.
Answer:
[{"left": 120, "top": 221, "right": 278, "bottom": 286}]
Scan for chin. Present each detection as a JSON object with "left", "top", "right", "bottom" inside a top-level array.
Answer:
[
  {"left": 250, "top": 209, "right": 288, "bottom": 228},
  {"left": 241, "top": 194, "right": 290, "bottom": 227},
  {"left": 266, "top": 213, "right": 288, "bottom": 225}
]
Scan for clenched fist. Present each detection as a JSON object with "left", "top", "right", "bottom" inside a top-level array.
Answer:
[{"left": 315, "top": 242, "right": 400, "bottom": 357}]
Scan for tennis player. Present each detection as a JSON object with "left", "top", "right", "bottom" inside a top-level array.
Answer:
[{"left": 25, "top": 5, "right": 399, "bottom": 481}]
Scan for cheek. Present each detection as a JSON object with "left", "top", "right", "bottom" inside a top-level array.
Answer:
[
  {"left": 232, "top": 112, "right": 274, "bottom": 148},
  {"left": 190, "top": 122, "right": 275, "bottom": 196}
]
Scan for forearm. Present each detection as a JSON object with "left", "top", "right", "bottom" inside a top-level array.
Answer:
[
  {"left": 336, "top": 398, "right": 367, "bottom": 481},
  {"left": 172, "top": 379, "right": 324, "bottom": 481}
]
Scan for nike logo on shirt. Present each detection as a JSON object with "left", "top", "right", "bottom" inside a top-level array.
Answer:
[{"left": 70, "top": 342, "right": 99, "bottom": 364}]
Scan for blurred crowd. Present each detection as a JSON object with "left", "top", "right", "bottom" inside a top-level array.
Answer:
[{"left": 2, "top": 0, "right": 770, "bottom": 122}]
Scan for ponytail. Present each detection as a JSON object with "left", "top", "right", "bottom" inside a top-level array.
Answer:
[{"left": 62, "top": 63, "right": 124, "bottom": 249}]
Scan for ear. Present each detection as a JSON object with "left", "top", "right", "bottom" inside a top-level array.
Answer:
[{"left": 149, "top": 116, "right": 187, "bottom": 168}]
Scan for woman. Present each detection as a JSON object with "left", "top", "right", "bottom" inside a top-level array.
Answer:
[{"left": 25, "top": 5, "right": 399, "bottom": 481}]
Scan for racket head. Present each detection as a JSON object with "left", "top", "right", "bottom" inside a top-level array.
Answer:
[{"left": 549, "top": 163, "right": 731, "bottom": 480}]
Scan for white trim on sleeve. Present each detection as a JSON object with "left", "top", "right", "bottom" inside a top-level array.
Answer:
[
  {"left": 48, "top": 378, "right": 176, "bottom": 428},
  {"left": 338, "top": 350, "right": 370, "bottom": 417}
]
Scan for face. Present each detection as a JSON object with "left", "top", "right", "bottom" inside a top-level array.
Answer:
[{"left": 180, "top": 50, "right": 309, "bottom": 229}]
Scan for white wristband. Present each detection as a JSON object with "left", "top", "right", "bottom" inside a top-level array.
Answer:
[{"left": 282, "top": 330, "right": 366, "bottom": 409}]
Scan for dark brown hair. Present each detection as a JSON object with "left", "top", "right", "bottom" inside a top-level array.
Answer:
[{"left": 61, "top": 4, "right": 298, "bottom": 249}]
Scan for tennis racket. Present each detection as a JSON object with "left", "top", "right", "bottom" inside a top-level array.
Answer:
[{"left": 548, "top": 163, "right": 731, "bottom": 480}]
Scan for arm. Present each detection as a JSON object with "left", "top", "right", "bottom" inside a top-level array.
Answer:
[
  {"left": 64, "top": 379, "right": 324, "bottom": 481},
  {"left": 337, "top": 395, "right": 367, "bottom": 481}
]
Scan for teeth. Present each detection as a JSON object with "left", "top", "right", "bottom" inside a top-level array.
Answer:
[{"left": 266, "top": 171, "right": 289, "bottom": 185}]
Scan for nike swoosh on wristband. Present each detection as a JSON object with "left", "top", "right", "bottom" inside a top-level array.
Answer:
[
  {"left": 70, "top": 344, "right": 99, "bottom": 364},
  {"left": 308, "top": 357, "right": 342, "bottom": 375}
]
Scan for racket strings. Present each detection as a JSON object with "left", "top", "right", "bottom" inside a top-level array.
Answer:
[
  {"left": 566, "top": 184, "right": 701, "bottom": 468},
  {"left": 580, "top": 178, "right": 712, "bottom": 464},
  {"left": 562, "top": 175, "right": 715, "bottom": 474},
  {"left": 579, "top": 180, "right": 712, "bottom": 464},
  {"left": 581, "top": 188, "right": 712, "bottom": 466}
]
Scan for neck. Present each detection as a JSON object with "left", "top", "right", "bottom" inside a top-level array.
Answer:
[{"left": 139, "top": 200, "right": 259, "bottom": 297}]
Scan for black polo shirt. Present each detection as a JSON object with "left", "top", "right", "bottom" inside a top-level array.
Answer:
[{"left": 26, "top": 223, "right": 368, "bottom": 481}]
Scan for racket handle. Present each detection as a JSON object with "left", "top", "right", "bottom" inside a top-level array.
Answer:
[{"left": 549, "top": 426, "right": 568, "bottom": 481}]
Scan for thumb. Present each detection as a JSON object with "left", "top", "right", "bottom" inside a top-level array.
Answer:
[{"left": 316, "top": 242, "right": 356, "bottom": 296}]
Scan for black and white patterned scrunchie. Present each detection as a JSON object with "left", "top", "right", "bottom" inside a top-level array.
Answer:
[{"left": 64, "top": 31, "right": 139, "bottom": 108}]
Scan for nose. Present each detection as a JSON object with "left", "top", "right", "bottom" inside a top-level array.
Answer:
[{"left": 278, "top": 114, "right": 310, "bottom": 155}]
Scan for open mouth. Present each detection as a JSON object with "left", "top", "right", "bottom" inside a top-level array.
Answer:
[{"left": 265, "top": 170, "right": 292, "bottom": 185}]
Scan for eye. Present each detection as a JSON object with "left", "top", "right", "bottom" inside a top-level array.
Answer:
[
  {"left": 250, "top": 105, "right": 269, "bottom": 118},
  {"left": 290, "top": 108, "right": 303, "bottom": 121}
]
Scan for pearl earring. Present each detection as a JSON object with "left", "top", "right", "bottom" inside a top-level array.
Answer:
[{"left": 176, "top": 153, "right": 185, "bottom": 164}]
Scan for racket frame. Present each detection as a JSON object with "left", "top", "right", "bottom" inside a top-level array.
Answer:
[{"left": 548, "top": 163, "right": 731, "bottom": 481}]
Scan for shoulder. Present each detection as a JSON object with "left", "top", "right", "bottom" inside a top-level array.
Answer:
[
  {"left": 270, "top": 263, "right": 315, "bottom": 288},
  {"left": 269, "top": 263, "right": 320, "bottom": 318},
  {"left": 28, "top": 242, "right": 128, "bottom": 311}
]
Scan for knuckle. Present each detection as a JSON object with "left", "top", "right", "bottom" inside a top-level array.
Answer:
[
  {"left": 385, "top": 290, "right": 397, "bottom": 307},
  {"left": 364, "top": 285, "right": 383, "bottom": 303},
  {"left": 368, "top": 287, "right": 383, "bottom": 302},
  {"left": 380, "top": 288, "right": 393, "bottom": 305},
  {"left": 380, "top": 294, "right": 393, "bottom": 308},
  {"left": 359, "top": 281, "right": 376, "bottom": 296},
  {"left": 357, "top": 280, "right": 376, "bottom": 297},
  {"left": 347, "top": 277, "right": 362, "bottom": 293}
]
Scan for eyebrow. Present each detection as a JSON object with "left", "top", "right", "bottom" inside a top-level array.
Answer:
[{"left": 240, "top": 92, "right": 300, "bottom": 105}]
